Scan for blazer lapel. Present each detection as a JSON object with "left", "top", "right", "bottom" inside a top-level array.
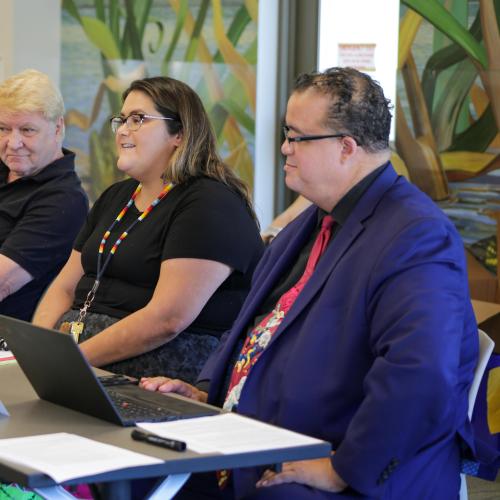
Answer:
[
  {"left": 274, "top": 219, "right": 364, "bottom": 336},
  {"left": 216, "top": 206, "right": 320, "bottom": 363},
  {"left": 268, "top": 164, "right": 400, "bottom": 344},
  {"left": 236, "top": 206, "right": 319, "bottom": 325}
]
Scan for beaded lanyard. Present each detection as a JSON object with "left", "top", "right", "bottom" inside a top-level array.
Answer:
[{"left": 66, "top": 182, "right": 175, "bottom": 342}]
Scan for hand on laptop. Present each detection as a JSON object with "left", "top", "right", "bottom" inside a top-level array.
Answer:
[{"left": 140, "top": 376, "right": 208, "bottom": 403}]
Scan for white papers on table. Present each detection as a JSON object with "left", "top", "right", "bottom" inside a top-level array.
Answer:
[
  {"left": 138, "top": 413, "right": 324, "bottom": 454},
  {"left": 0, "top": 351, "right": 14, "bottom": 363},
  {"left": 0, "top": 433, "right": 163, "bottom": 483}
]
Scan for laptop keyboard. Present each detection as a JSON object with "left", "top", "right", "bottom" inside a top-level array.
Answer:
[
  {"left": 107, "top": 389, "right": 182, "bottom": 423},
  {"left": 98, "top": 374, "right": 139, "bottom": 386}
]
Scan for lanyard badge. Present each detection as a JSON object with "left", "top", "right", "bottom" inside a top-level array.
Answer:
[{"left": 63, "top": 182, "right": 175, "bottom": 343}]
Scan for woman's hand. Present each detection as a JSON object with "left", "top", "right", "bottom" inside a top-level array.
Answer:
[
  {"left": 256, "top": 457, "right": 347, "bottom": 493},
  {"left": 140, "top": 376, "right": 208, "bottom": 403},
  {"left": 78, "top": 258, "right": 232, "bottom": 367}
]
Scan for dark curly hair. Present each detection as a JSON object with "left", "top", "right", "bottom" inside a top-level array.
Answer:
[{"left": 293, "top": 67, "right": 392, "bottom": 153}]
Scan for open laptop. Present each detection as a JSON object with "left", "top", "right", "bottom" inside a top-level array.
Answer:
[{"left": 0, "top": 315, "right": 220, "bottom": 426}]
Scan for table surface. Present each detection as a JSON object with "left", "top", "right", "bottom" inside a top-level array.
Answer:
[{"left": 0, "top": 363, "right": 331, "bottom": 488}]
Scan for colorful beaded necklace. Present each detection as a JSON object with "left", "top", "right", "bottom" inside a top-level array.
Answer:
[
  {"left": 97, "top": 182, "right": 174, "bottom": 276},
  {"left": 66, "top": 182, "right": 175, "bottom": 341}
]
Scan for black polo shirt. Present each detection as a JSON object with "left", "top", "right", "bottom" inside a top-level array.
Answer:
[{"left": 0, "top": 149, "right": 88, "bottom": 320}]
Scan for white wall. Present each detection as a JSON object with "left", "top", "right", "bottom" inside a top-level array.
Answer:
[
  {"left": 318, "top": 0, "right": 400, "bottom": 140},
  {"left": 254, "top": 0, "right": 280, "bottom": 229},
  {"left": 0, "top": 0, "right": 61, "bottom": 83},
  {"left": 255, "top": 0, "right": 400, "bottom": 225}
]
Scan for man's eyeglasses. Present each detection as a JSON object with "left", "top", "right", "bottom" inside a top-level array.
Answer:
[
  {"left": 283, "top": 126, "right": 358, "bottom": 145},
  {"left": 110, "top": 113, "right": 176, "bottom": 133}
]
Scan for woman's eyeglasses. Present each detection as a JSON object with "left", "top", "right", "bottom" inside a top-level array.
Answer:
[{"left": 110, "top": 113, "right": 176, "bottom": 133}]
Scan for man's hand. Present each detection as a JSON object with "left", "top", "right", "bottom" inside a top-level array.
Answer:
[
  {"left": 0, "top": 254, "right": 33, "bottom": 301},
  {"left": 256, "top": 457, "right": 347, "bottom": 493},
  {"left": 139, "top": 376, "right": 208, "bottom": 403}
]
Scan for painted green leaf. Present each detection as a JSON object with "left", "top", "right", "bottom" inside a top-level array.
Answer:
[
  {"left": 162, "top": 0, "right": 189, "bottom": 67},
  {"left": 109, "top": 0, "right": 120, "bottom": 46},
  {"left": 432, "top": 0, "right": 467, "bottom": 53},
  {"left": 218, "top": 99, "right": 255, "bottom": 133},
  {"left": 123, "top": 1, "right": 143, "bottom": 60},
  {"left": 184, "top": 0, "right": 209, "bottom": 62},
  {"left": 224, "top": 75, "right": 246, "bottom": 100},
  {"left": 402, "top": 0, "right": 488, "bottom": 68},
  {"left": 80, "top": 16, "right": 120, "bottom": 60},
  {"left": 431, "top": 58, "right": 476, "bottom": 150},
  {"left": 134, "top": 0, "right": 153, "bottom": 42},
  {"left": 62, "top": 0, "right": 82, "bottom": 24},
  {"left": 211, "top": 103, "right": 230, "bottom": 140},
  {"left": 449, "top": 105, "right": 498, "bottom": 152},
  {"left": 214, "top": 5, "right": 251, "bottom": 63},
  {"left": 422, "top": 10, "right": 481, "bottom": 113},
  {"left": 147, "top": 18, "right": 165, "bottom": 55},
  {"left": 95, "top": 0, "right": 105, "bottom": 22},
  {"left": 244, "top": 38, "right": 257, "bottom": 65}
]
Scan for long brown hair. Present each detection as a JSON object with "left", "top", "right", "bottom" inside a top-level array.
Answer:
[{"left": 123, "top": 77, "right": 257, "bottom": 223}]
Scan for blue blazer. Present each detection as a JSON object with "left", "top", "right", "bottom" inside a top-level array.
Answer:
[{"left": 200, "top": 165, "right": 478, "bottom": 499}]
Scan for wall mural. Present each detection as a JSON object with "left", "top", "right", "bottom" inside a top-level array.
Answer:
[
  {"left": 61, "top": 0, "right": 257, "bottom": 202},
  {"left": 61, "top": 0, "right": 500, "bottom": 268},
  {"left": 398, "top": 0, "right": 500, "bottom": 273}
]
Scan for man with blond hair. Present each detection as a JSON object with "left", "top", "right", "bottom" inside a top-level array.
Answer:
[{"left": 0, "top": 69, "right": 87, "bottom": 323}]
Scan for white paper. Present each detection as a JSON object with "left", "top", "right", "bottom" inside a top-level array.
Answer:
[
  {"left": 0, "top": 351, "right": 14, "bottom": 363},
  {"left": 139, "top": 413, "right": 324, "bottom": 454},
  {"left": 0, "top": 433, "right": 163, "bottom": 483}
]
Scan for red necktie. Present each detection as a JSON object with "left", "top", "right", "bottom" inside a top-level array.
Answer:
[
  {"left": 223, "top": 215, "right": 335, "bottom": 412},
  {"left": 217, "top": 215, "right": 334, "bottom": 489}
]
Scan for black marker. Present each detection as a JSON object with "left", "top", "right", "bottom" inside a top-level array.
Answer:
[{"left": 131, "top": 429, "right": 187, "bottom": 452}]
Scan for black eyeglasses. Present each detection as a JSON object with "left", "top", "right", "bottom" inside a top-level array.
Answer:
[
  {"left": 283, "top": 125, "right": 358, "bottom": 144},
  {"left": 110, "top": 113, "right": 176, "bottom": 133}
]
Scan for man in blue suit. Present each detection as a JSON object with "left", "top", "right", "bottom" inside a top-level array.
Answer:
[{"left": 142, "top": 67, "right": 478, "bottom": 499}]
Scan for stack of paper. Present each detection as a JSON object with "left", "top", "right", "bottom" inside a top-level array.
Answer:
[
  {"left": 139, "top": 413, "right": 324, "bottom": 454},
  {"left": 0, "top": 351, "right": 14, "bottom": 364},
  {"left": 0, "top": 433, "right": 163, "bottom": 482}
]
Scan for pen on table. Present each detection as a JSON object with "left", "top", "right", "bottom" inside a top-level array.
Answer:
[{"left": 131, "top": 429, "right": 187, "bottom": 452}]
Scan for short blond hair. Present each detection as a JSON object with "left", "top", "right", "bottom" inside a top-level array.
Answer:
[{"left": 0, "top": 69, "right": 65, "bottom": 122}]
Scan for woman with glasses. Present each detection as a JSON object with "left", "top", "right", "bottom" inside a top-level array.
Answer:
[{"left": 33, "top": 76, "right": 264, "bottom": 383}]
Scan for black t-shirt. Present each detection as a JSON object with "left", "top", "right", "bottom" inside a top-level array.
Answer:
[
  {"left": 0, "top": 150, "right": 88, "bottom": 321},
  {"left": 73, "top": 176, "right": 264, "bottom": 337}
]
